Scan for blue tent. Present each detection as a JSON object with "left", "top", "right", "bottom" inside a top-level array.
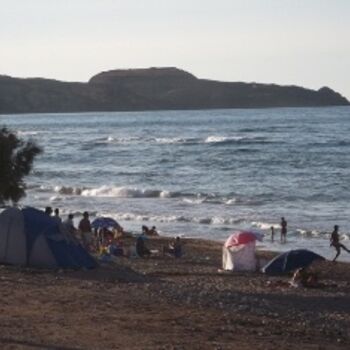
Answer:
[
  {"left": 91, "top": 217, "right": 121, "bottom": 230},
  {"left": 262, "top": 249, "right": 325, "bottom": 275},
  {"left": 0, "top": 207, "right": 97, "bottom": 269}
]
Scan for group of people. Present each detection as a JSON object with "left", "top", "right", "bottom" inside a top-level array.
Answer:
[
  {"left": 44, "top": 207, "right": 182, "bottom": 259},
  {"left": 142, "top": 225, "right": 159, "bottom": 236},
  {"left": 45, "top": 206, "right": 350, "bottom": 264},
  {"left": 45, "top": 207, "right": 120, "bottom": 252},
  {"left": 136, "top": 227, "right": 182, "bottom": 258},
  {"left": 270, "top": 217, "right": 287, "bottom": 243},
  {"left": 270, "top": 216, "right": 350, "bottom": 262}
]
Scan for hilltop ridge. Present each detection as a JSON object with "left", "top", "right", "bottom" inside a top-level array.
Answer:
[{"left": 0, "top": 67, "right": 348, "bottom": 114}]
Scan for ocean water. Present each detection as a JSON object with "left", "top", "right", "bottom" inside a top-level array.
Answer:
[{"left": 1, "top": 107, "right": 350, "bottom": 262}]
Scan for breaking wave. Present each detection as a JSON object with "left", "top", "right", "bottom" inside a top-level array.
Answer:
[
  {"left": 81, "top": 186, "right": 173, "bottom": 198},
  {"left": 16, "top": 130, "right": 41, "bottom": 136},
  {"left": 105, "top": 212, "right": 246, "bottom": 226},
  {"left": 251, "top": 221, "right": 280, "bottom": 230},
  {"left": 32, "top": 185, "right": 267, "bottom": 207},
  {"left": 54, "top": 186, "right": 85, "bottom": 195},
  {"left": 51, "top": 185, "right": 183, "bottom": 198},
  {"left": 205, "top": 135, "right": 273, "bottom": 145},
  {"left": 79, "top": 134, "right": 273, "bottom": 149}
]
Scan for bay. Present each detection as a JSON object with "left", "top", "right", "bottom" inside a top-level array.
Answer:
[{"left": 1, "top": 106, "right": 350, "bottom": 261}]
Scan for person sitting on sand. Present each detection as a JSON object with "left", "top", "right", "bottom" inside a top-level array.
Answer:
[
  {"left": 108, "top": 238, "right": 124, "bottom": 257},
  {"left": 163, "top": 236, "right": 182, "bottom": 258},
  {"left": 113, "top": 223, "right": 125, "bottom": 237},
  {"left": 290, "top": 267, "right": 320, "bottom": 288},
  {"left": 330, "top": 225, "right": 350, "bottom": 261},
  {"left": 136, "top": 235, "right": 151, "bottom": 258},
  {"left": 148, "top": 226, "right": 159, "bottom": 236},
  {"left": 99, "top": 227, "right": 114, "bottom": 245},
  {"left": 142, "top": 225, "right": 150, "bottom": 235}
]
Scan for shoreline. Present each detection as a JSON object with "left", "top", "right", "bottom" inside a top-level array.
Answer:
[
  {"left": 0, "top": 236, "right": 349, "bottom": 349},
  {"left": 2, "top": 104, "right": 350, "bottom": 117}
]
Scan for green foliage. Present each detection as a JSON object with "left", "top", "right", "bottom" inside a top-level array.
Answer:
[{"left": 0, "top": 127, "right": 42, "bottom": 204}]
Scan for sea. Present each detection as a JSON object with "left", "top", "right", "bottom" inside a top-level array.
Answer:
[{"left": 1, "top": 107, "right": 350, "bottom": 262}]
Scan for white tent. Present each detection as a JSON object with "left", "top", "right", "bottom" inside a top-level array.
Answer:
[{"left": 222, "top": 231, "right": 261, "bottom": 271}]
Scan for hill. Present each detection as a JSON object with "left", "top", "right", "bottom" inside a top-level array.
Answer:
[{"left": 0, "top": 67, "right": 348, "bottom": 114}]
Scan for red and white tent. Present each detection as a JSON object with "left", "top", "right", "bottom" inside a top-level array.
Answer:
[{"left": 222, "top": 230, "right": 263, "bottom": 271}]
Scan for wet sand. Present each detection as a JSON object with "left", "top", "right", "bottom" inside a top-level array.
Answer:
[{"left": 0, "top": 237, "right": 349, "bottom": 349}]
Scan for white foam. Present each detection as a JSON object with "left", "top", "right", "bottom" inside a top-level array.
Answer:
[
  {"left": 160, "top": 191, "right": 172, "bottom": 198},
  {"left": 205, "top": 135, "right": 245, "bottom": 143},
  {"left": 251, "top": 221, "right": 279, "bottom": 230},
  {"left": 211, "top": 217, "right": 226, "bottom": 225},
  {"left": 155, "top": 137, "right": 186, "bottom": 144},
  {"left": 37, "top": 185, "right": 52, "bottom": 193},
  {"left": 94, "top": 136, "right": 142, "bottom": 145},
  {"left": 296, "top": 229, "right": 323, "bottom": 237},
  {"left": 17, "top": 130, "right": 40, "bottom": 136},
  {"left": 34, "top": 184, "right": 215, "bottom": 200},
  {"left": 91, "top": 211, "right": 245, "bottom": 226},
  {"left": 81, "top": 186, "right": 168, "bottom": 198},
  {"left": 195, "top": 217, "right": 212, "bottom": 224},
  {"left": 182, "top": 198, "right": 205, "bottom": 204},
  {"left": 205, "top": 135, "right": 229, "bottom": 143},
  {"left": 225, "top": 198, "right": 237, "bottom": 205},
  {"left": 49, "top": 195, "right": 62, "bottom": 202},
  {"left": 54, "top": 185, "right": 83, "bottom": 195}
]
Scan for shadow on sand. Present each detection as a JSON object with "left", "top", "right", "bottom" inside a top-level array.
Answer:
[{"left": 0, "top": 337, "right": 82, "bottom": 350}]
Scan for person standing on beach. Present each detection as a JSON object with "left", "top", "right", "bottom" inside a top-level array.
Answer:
[
  {"left": 54, "top": 208, "right": 62, "bottom": 223},
  {"left": 45, "top": 206, "right": 53, "bottom": 216},
  {"left": 79, "top": 211, "right": 92, "bottom": 250},
  {"left": 280, "top": 217, "right": 287, "bottom": 243},
  {"left": 330, "top": 225, "right": 350, "bottom": 261},
  {"left": 271, "top": 226, "right": 275, "bottom": 242},
  {"left": 64, "top": 213, "right": 77, "bottom": 235}
]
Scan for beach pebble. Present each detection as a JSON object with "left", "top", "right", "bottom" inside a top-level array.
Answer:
[{"left": 237, "top": 305, "right": 249, "bottom": 311}]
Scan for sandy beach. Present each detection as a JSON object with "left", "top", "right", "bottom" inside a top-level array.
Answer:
[{"left": 0, "top": 237, "right": 349, "bottom": 350}]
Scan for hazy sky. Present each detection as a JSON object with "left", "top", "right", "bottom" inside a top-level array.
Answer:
[{"left": 1, "top": 0, "right": 349, "bottom": 99}]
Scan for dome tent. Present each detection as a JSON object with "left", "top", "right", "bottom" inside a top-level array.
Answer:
[
  {"left": 262, "top": 249, "right": 325, "bottom": 275},
  {"left": 0, "top": 207, "right": 97, "bottom": 269},
  {"left": 222, "top": 231, "right": 263, "bottom": 271}
]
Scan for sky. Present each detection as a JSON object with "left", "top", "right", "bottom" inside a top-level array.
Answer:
[{"left": 1, "top": 0, "right": 349, "bottom": 99}]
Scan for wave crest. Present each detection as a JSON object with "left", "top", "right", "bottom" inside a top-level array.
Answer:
[
  {"left": 55, "top": 186, "right": 84, "bottom": 195},
  {"left": 17, "top": 130, "right": 40, "bottom": 136},
  {"left": 81, "top": 186, "right": 174, "bottom": 198}
]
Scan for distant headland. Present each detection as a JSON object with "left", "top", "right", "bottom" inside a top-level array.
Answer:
[{"left": 0, "top": 67, "right": 349, "bottom": 114}]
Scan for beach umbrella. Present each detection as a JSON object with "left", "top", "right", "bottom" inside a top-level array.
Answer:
[
  {"left": 262, "top": 249, "right": 325, "bottom": 275},
  {"left": 224, "top": 230, "right": 263, "bottom": 248},
  {"left": 91, "top": 217, "right": 121, "bottom": 230}
]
